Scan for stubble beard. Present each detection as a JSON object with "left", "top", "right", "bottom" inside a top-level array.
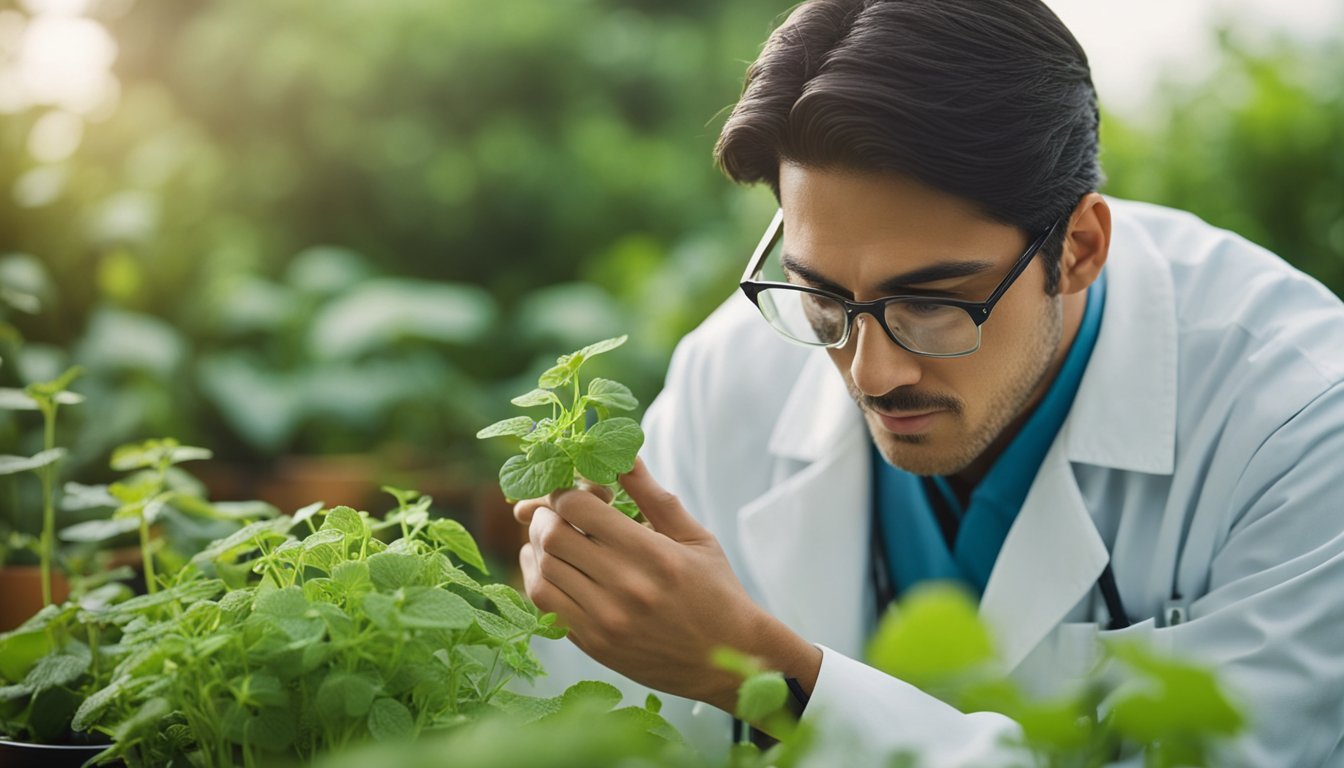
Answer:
[{"left": 854, "top": 297, "right": 1065, "bottom": 477}]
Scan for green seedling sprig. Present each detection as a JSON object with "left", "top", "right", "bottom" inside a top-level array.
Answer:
[
  {"left": 0, "top": 366, "right": 85, "bottom": 607},
  {"left": 477, "top": 336, "right": 644, "bottom": 519}
]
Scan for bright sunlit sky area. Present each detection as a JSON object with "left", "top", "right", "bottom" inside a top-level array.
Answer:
[{"left": 1047, "top": 0, "right": 1344, "bottom": 117}]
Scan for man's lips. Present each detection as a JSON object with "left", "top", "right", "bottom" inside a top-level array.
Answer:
[{"left": 873, "top": 409, "right": 942, "bottom": 435}]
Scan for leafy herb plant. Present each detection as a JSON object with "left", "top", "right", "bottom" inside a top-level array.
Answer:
[
  {"left": 0, "top": 366, "right": 84, "bottom": 605},
  {"left": 68, "top": 490, "right": 564, "bottom": 767},
  {"left": 477, "top": 335, "right": 644, "bottom": 518}
]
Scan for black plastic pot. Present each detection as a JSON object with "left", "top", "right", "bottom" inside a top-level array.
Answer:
[{"left": 0, "top": 738, "right": 109, "bottom": 768}]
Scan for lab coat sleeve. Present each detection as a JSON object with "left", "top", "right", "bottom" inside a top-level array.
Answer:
[
  {"left": 801, "top": 646, "right": 1030, "bottom": 767},
  {"left": 1166, "top": 381, "right": 1344, "bottom": 766}
]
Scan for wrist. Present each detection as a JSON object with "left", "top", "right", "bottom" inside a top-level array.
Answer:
[{"left": 745, "top": 611, "right": 822, "bottom": 695}]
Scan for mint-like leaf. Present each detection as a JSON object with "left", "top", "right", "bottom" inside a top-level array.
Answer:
[
  {"left": 476, "top": 416, "right": 535, "bottom": 440},
  {"left": 499, "top": 443, "right": 574, "bottom": 501},
  {"left": 586, "top": 378, "right": 638, "bottom": 412},
  {"left": 560, "top": 417, "right": 643, "bottom": 485},
  {"left": 510, "top": 388, "right": 561, "bottom": 408}
]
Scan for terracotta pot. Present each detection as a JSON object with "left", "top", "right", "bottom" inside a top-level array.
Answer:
[
  {"left": 0, "top": 566, "right": 69, "bottom": 632},
  {"left": 0, "top": 738, "right": 110, "bottom": 767}
]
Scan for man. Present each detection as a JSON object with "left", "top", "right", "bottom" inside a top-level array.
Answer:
[{"left": 515, "top": 0, "right": 1344, "bottom": 764}]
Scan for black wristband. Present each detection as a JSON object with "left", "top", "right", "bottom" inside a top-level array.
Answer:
[{"left": 784, "top": 676, "right": 810, "bottom": 715}]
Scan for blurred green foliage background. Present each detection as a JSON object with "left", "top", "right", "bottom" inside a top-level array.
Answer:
[{"left": 0, "top": 1, "right": 1340, "bottom": 543}]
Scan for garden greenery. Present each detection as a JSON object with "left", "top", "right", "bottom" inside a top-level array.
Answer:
[{"left": 477, "top": 335, "right": 644, "bottom": 518}]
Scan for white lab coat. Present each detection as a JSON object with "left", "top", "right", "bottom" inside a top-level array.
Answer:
[{"left": 525, "top": 198, "right": 1344, "bottom": 766}]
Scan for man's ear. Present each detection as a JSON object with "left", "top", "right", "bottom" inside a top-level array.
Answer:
[{"left": 1057, "top": 193, "right": 1111, "bottom": 296}]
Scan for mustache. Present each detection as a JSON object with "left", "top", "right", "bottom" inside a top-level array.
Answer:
[{"left": 852, "top": 386, "right": 963, "bottom": 416}]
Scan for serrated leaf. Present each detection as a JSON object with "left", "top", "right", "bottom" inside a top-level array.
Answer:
[
  {"left": 426, "top": 518, "right": 488, "bottom": 574},
  {"left": 586, "top": 378, "right": 638, "bottom": 412},
  {"left": 0, "top": 448, "right": 66, "bottom": 476},
  {"left": 476, "top": 416, "right": 535, "bottom": 440},
  {"left": 510, "top": 388, "right": 561, "bottom": 408},
  {"left": 23, "top": 651, "right": 91, "bottom": 693},
  {"left": 367, "top": 698, "right": 415, "bottom": 741},
  {"left": 302, "top": 528, "right": 345, "bottom": 552},
  {"left": 192, "top": 517, "right": 295, "bottom": 566},
  {"left": 560, "top": 417, "right": 643, "bottom": 485},
  {"left": 499, "top": 443, "right": 574, "bottom": 501},
  {"left": 400, "top": 587, "right": 474, "bottom": 630},
  {"left": 320, "top": 506, "right": 366, "bottom": 538},
  {"left": 72, "top": 676, "right": 128, "bottom": 731},
  {"left": 367, "top": 551, "right": 424, "bottom": 590}
]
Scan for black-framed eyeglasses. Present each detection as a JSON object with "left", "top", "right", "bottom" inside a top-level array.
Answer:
[{"left": 738, "top": 210, "right": 1064, "bottom": 358}]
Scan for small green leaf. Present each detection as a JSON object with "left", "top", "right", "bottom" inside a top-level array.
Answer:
[
  {"left": 426, "top": 518, "right": 488, "bottom": 574},
  {"left": 538, "top": 355, "right": 582, "bottom": 389},
  {"left": 292, "top": 500, "right": 324, "bottom": 527},
  {"left": 586, "top": 378, "right": 639, "bottom": 412},
  {"left": 399, "top": 587, "right": 475, "bottom": 630},
  {"left": 499, "top": 443, "right": 574, "bottom": 501},
  {"left": 24, "top": 366, "right": 84, "bottom": 404},
  {"left": 59, "top": 481, "right": 118, "bottom": 511},
  {"left": 24, "top": 651, "right": 91, "bottom": 693},
  {"left": 315, "top": 672, "right": 379, "bottom": 725},
  {"left": 574, "top": 335, "right": 628, "bottom": 361},
  {"left": 367, "top": 551, "right": 424, "bottom": 590},
  {"left": 735, "top": 673, "right": 789, "bottom": 723},
  {"left": 645, "top": 693, "right": 663, "bottom": 714},
  {"left": 867, "top": 583, "right": 996, "bottom": 689},
  {"left": 560, "top": 680, "right": 623, "bottom": 713},
  {"left": 321, "top": 506, "right": 366, "bottom": 538},
  {"left": 560, "top": 417, "right": 644, "bottom": 485},
  {"left": 476, "top": 416, "right": 536, "bottom": 440},
  {"left": 0, "top": 448, "right": 66, "bottom": 476},
  {"left": 381, "top": 485, "right": 420, "bottom": 507},
  {"left": 510, "top": 388, "right": 561, "bottom": 408},
  {"left": 110, "top": 438, "right": 213, "bottom": 471},
  {"left": 367, "top": 698, "right": 415, "bottom": 741}
]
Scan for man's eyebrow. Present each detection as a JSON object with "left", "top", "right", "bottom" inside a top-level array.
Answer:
[{"left": 779, "top": 252, "right": 997, "bottom": 296}]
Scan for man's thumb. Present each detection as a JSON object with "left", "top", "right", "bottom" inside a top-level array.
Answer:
[{"left": 619, "top": 457, "right": 702, "bottom": 541}]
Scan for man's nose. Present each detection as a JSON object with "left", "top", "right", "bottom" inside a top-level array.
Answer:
[{"left": 849, "top": 314, "right": 923, "bottom": 397}]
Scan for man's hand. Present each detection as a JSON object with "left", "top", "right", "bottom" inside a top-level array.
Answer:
[{"left": 515, "top": 458, "right": 821, "bottom": 713}]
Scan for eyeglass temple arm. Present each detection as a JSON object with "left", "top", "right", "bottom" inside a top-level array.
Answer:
[
  {"left": 976, "top": 216, "right": 1066, "bottom": 317},
  {"left": 741, "top": 209, "right": 785, "bottom": 284}
]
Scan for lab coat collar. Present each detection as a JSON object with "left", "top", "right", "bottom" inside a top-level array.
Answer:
[
  {"left": 735, "top": 203, "right": 1180, "bottom": 668},
  {"left": 1061, "top": 208, "right": 1178, "bottom": 475}
]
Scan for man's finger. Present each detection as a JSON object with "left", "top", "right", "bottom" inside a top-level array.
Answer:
[{"left": 618, "top": 457, "right": 705, "bottom": 542}]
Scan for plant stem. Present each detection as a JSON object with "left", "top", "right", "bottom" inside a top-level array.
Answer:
[
  {"left": 140, "top": 512, "right": 158, "bottom": 594},
  {"left": 38, "top": 401, "right": 57, "bottom": 606}
]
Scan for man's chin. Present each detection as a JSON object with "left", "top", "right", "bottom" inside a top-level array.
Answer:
[{"left": 868, "top": 423, "right": 971, "bottom": 477}]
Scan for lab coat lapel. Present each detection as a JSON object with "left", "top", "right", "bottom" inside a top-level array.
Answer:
[
  {"left": 981, "top": 208, "right": 1179, "bottom": 671},
  {"left": 737, "top": 351, "right": 872, "bottom": 658},
  {"left": 978, "top": 438, "right": 1109, "bottom": 671}
]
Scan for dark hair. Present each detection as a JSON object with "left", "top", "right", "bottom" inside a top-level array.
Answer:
[{"left": 714, "top": 0, "right": 1102, "bottom": 293}]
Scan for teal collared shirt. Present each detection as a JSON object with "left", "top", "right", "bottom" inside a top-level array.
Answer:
[{"left": 872, "top": 270, "right": 1107, "bottom": 599}]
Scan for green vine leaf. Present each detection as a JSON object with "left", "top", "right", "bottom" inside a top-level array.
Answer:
[
  {"left": 559, "top": 417, "right": 643, "bottom": 485},
  {"left": 510, "top": 388, "right": 561, "bottom": 408},
  {"left": 585, "top": 378, "right": 638, "bottom": 412},
  {"left": 499, "top": 443, "right": 574, "bottom": 501},
  {"left": 476, "top": 416, "right": 535, "bottom": 440}
]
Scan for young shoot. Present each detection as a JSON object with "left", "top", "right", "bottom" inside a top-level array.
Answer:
[{"left": 477, "top": 336, "right": 644, "bottom": 519}]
